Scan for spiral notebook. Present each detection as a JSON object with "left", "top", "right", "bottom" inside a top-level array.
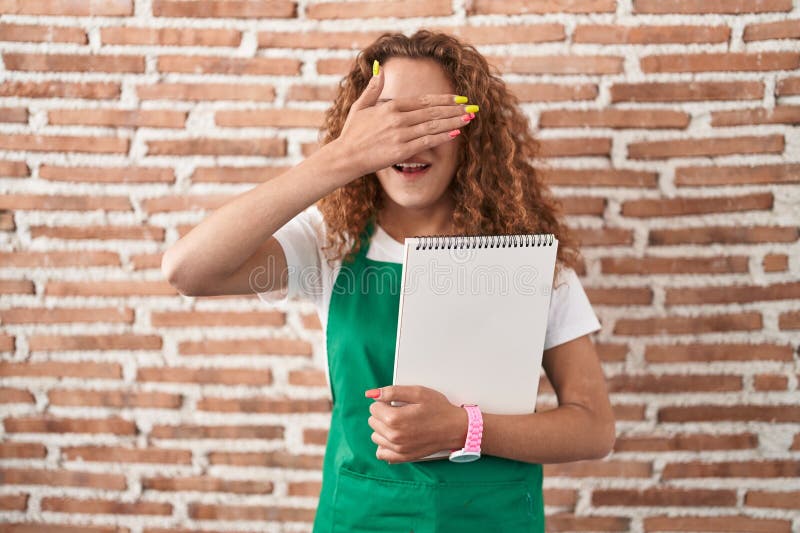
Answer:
[{"left": 391, "top": 233, "right": 559, "bottom": 461}]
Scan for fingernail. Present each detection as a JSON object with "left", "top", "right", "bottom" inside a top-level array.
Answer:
[
  {"left": 365, "top": 388, "right": 381, "bottom": 398},
  {"left": 469, "top": 112, "right": 475, "bottom": 119},
  {"left": 454, "top": 95, "right": 468, "bottom": 104},
  {"left": 464, "top": 104, "right": 479, "bottom": 113},
  {"left": 448, "top": 129, "right": 461, "bottom": 138},
  {"left": 372, "top": 59, "right": 380, "bottom": 77},
  {"left": 461, "top": 113, "right": 472, "bottom": 122}
]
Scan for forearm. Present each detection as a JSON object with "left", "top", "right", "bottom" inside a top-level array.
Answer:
[
  {"left": 162, "top": 140, "right": 355, "bottom": 288},
  {"left": 449, "top": 404, "right": 615, "bottom": 464}
]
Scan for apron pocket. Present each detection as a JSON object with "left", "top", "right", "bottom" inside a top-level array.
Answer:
[
  {"left": 330, "top": 466, "right": 541, "bottom": 533},
  {"left": 331, "top": 466, "right": 435, "bottom": 533}
]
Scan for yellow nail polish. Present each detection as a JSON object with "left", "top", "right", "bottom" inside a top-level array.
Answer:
[
  {"left": 373, "top": 59, "right": 380, "bottom": 76},
  {"left": 454, "top": 95, "right": 468, "bottom": 104},
  {"left": 465, "top": 104, "right": 479, "bottom": 113}
]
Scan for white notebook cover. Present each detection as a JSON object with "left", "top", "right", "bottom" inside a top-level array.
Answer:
[{"left": 391, "top": 234, "right": 559, "bottom": 461}]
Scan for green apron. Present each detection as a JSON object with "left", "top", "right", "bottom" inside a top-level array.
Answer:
[{"left": 312, "top": 219, "right": 545, "bottom": 533}]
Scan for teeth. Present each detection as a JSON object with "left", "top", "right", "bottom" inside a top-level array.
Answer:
[{"left": 396, "top": 163, "right": 429, "bottom": 169}]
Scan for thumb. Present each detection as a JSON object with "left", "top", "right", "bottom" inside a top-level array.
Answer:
[{"left": 351, "top": 60, "right": 384, "bottom": 112}]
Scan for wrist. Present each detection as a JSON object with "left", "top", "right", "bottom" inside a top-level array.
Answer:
[
  {"left": 317, "top": 138, "right": 365, "bottom": 188},
  {"left": 451, "top": 405, "right": 469, "bottom": 449}
]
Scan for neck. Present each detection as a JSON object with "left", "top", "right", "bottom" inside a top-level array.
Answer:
[{"left": 377, "top": 193, "right": 456, "bottom": 241}]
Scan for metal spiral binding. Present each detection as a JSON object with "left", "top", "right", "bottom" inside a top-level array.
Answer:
[{"left": 414, "top": 234, "right": 555, "bottom": 250}]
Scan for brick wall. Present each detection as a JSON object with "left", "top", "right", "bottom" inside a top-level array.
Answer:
[{"left": 1, "top": 1, "right": 798, "bottom": 532}]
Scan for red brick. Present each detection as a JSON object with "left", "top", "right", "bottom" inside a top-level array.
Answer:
[
  {"left": 3, "top": 53, "right": 144, "bottom": 73},
  {"left": 642, "top": 52, "right": 799, "bottom": 73},
  {"left": 0, "top": 211, "right": 14, "bottom": 230},
  {"left": 307, "top": 0, "right": 451, "bottom": 19},
  {"left": 45, "top": 280, "right": 176, "bottom": 296},
  {"left": 151, "top": 310, "right": 285, "bottom": 327},
  {"left": 0, "top": 0, "right": 132, "bottom": 15},
  {"left": 662, "top": 460, "right": 800, "bottom": 478},
  {"left": 628, "top": 134, "right": 784, "bottom": 159},
  {"left": 288, "top": 368, "right": 327, "bottom": 387},
  {"left": 4, "top": 415, "right": 136, "bottom": 435},
  {"left": 509, "top": 82, "right": 598, "bottom": 102},
  {"left": 48, "top": 109, "right": 186, "bottom": 128},
  {"left": 549, "top": 514, "right": 630, "bottom": 532},
  {"left": 41, "top": 497, "right": 171, "bottom": 515},
  {"left": 0, "top": 107, "right": 27, "bottom": 123},
  {"left": 179, "top": 338, "right": 311, "bottom": 356},
  {"left": 30, "top": 225, "right": 164, "bottom": 241},
  {"left": 49, "top": 389, "right": 181, "bottom": 408},
  {"left": 0, "top": 280, "right": 33, "bottom": 295},
  {"left": 188, "top": 501, "right": 314, "bottom": 522},
  {"left": 779, "top": 311, "right": 800, "bottom": 329},
  {"left": 0, "top": 467, "right": 126, "bottom": 489},
  {"left": 623, "top": 193, "right": 773, "bottom": 216},
  {"left": 606, "top": 374, "right": 741, "bottom": 393},
  {"left": 142, "top": 475, "right": 273, "bottom": 493},
  {"left": 0, "top": 387, "right": 34, "bottom": 404},
  {"left": 614, "top": 312, "right": 762, "bottom": 335},
  {"left": 61, "top": 446, "right": 190, "bottom": 464},
  {"left": 0, "top": 361, "right": 121, "bottom": 379},
  {"left": 659, "top": 406, "right": 800, "bottom": 423},
  {"left": 753, "top": 374, "right": 788, "bottom": 391},
  {"left": 649, "top": 225, "right": 798, "bottom": 245},
  {"left": 777, "top": 76, "right": 800, "bottom": 96},
  {"left": 202, "top": 448, "right": 309, "bottom": 471},
  {"left": 763, "top": 253, "right": 789, "bottom": 271},
  {"left": 538, "top": 137, "right": 611, "bottom": 157},
  {"left": 150, "top": 424, "right": 282, "bottom": 439},
  {"left": 138, "top": 82, "right": 276, "bottom": 102},
  {"left": 0, "top": 22, "right": 88, "bottom": 44},
  {"left": 645, "top": 342, "right": 793, "bottom": 362},
  {"left": 744, "top": 19, "right": 800, "bottom": 40},
  {"left": 156, "top": 55, "right": 300, "bottom": 75},
  {"left": 191, "top": 165, "right": 288, "bottom": 183},
  {"left": 0, "top": 160, "right": 29, "bottom": 176},
  {"left": 665, "top": 281, "right": 800, "bottom": 305},
  {"left": 544, "top": 460, "right": 652, "bottom": 478},
  {"left": 29, "top": 334, "right": 161, "bottom": 352},
  {"left": 427, "top": 24, "right": 566, "bottom": 45},
  {"left": 711, "top": 105, "right": 800, "bottom": 126},
  {"left": 286, "top": 83, "right": 339, "bottom": 102},
  {"left": 575, "top": 227, "right": 634, "bottom": 246},
  {"left": 0, "top": 494, "right": 27, "bottom": 511},
  {"left": 215, "top": 108, "right": 325, "bottom": 128},
  {"left": 644, "top": 515, "right": 791, "bottom": 533},
  {"left": 614, "top": 433, "right": 757, "bottom": 452},
  {"left": 612, "top": 81, "right": 763, "bottom": 102},
  {"left": 574, "top": 24, "right": 730, "bottom": 44},
  {"left": 100, "top": 26, "right": 241, "bottom": 46},
  {"left": 197, "top": 396, "right": 330, "bottom": 414},
  {"left": 146, "top": 137, "right": 284, "bottom": 157},
  {"left": 585, "top": 287, "right": 653, "bottom": 305},
  {"left": 259, "top": 29, "right": 384, "bottom": 49},
  {"left": 0, "top": 523, "right": 122, "bottom": 533},
  {"left": 541, "top": 168, "right": 657, "bottom": 187},
  {"left": 141, "top": 193, "right": 232, "bottom": 213},
  {"left": 593, "top": 488, "right": 736, "bottom": 507},
  {"left": 40, "top": 165, "right": 175, "bottom": 184},
  {"left": 634, "top": 0, "right": 792, "bottom": 14},
  {"left": 468, "top": 0, "right": 616, "bottom": 14},
  {"left": 540, "top": 109, "right": 689, "bottom": 129},
  {"left": 675, "top": 163, "right": 800, "bottom": 186},
  {"left": 560, "top": 195, "right": 607, "bottom": 215},
  {"left": 153, "top": 0, "right": 296, "bottom": 17},
  {"left": 0, "top": 80, "right": 120, "bottom": 99},
  {"left": 0, "top": 134, "right": 128, "bottom": 154},
  {"left": 0, "top": 251, "right": 120, "bottom": 267},
  {"left": 489, "top": 55, "right": 623, "bottom": 75},
  {"left": 137, "top": 366, "right": 273, "bottom": 385},
  {"left": 746, "top": 490, "right": 800, "bottom": 509},
  {"left": 601, "top": 256, "right": 748, "bottom": 275}
]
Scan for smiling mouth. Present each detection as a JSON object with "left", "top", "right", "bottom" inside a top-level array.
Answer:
[{"left": 392, "top": 164, "right": 432, "bottom": 175}]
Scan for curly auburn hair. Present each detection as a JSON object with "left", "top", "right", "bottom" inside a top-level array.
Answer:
[{"left": 315, "top": 29, "right": 581, "bottom": 282}]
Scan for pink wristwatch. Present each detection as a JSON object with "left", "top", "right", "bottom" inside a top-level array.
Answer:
[{"left": 449, "top": 404, "right": 482, "bottom": 463}]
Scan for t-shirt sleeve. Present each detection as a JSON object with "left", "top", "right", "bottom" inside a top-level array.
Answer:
[
  {"left": 255, "top": 205, "right": 325, "bottom": 307},
  {"left": 543, "top": 266, "right": 602, "bottom": 350}
]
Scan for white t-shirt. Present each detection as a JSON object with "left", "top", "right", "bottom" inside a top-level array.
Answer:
[{"left": 257, "top": 205, "right": 602, "bottom": 392}]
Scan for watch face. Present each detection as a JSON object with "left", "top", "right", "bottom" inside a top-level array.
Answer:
[{"left": 449, "top": 450, "right": 480, "bottom": 463}]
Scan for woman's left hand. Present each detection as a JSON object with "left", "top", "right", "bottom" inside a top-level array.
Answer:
[{"left": 366, "top": 385, "right": 467, "bottom": 464}]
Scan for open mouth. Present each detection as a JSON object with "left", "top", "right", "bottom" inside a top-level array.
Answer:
[{"left": 392, "top": 163, "right": 432, "bottom": 176}]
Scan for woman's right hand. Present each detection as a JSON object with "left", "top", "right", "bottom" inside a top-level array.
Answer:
[{"left": 330, "top": 66, "right": 476, "bottom": 181}]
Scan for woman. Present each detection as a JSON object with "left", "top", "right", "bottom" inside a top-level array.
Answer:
[{"left": 162, "top": 30, "right": 615, "bottom": 533}]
